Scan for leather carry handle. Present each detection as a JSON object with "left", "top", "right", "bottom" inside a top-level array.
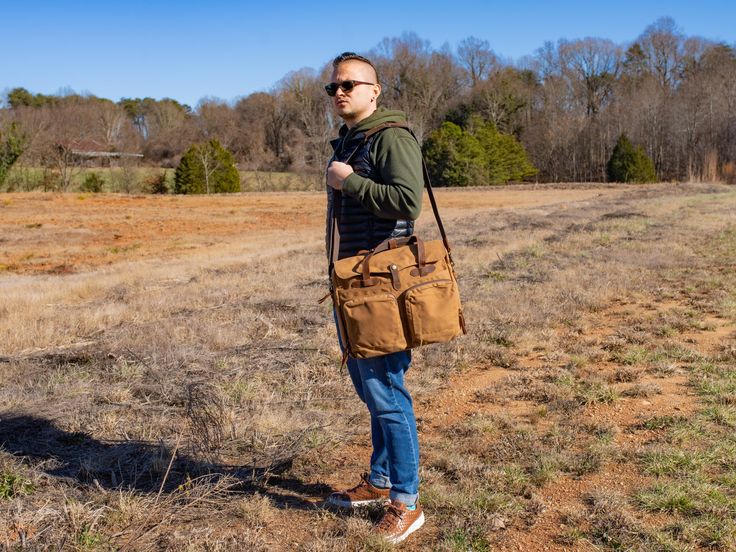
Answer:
[
  {"left": 328, "top": 122, "right": 453, "bottom": 273},
  {"left": 369, "top": 235, "right": 417, "bottom": 256},
  {"left": 360, "top": 235, "right": 423, "bottom": 285}
]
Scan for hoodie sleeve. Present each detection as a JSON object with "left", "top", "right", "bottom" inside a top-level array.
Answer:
[{"left": 341, "top": 128, "right": 424, "bottom": 220}]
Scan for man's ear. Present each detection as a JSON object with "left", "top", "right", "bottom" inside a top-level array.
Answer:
[{"left": 373, "top": 83, "right": 381, "bottom": 99}]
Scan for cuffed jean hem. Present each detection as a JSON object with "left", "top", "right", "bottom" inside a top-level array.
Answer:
[
  {"left": 369, "top": 473, "right": 391, "bottom": 489},
  {"left": 389, "top": 490, "right": 419, "bottom": 506}
]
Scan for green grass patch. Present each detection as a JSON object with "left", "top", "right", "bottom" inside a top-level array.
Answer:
[
  {"left": 441, "top": 528, "right": 493, "bottom": 551},
  {"left": 482, "top": 327, "right": 514, "bottom": 348},
  {"left": 528, "top": 453, "right": 565, "bottom": 486},
  {"left": 708, "top": 440, "right": 736, "bottom": 471},
  {"left": 0, "top": 472, "right": 34, "bottom": 499},
  {"left": 484, "top": 270, "right": 506, "bottom": 282},
  {"left": 640, "top": 449, "right": 705, "bottom": 478},
  {"left": 622, "top": 345, "right": 736, "bottom": 550},
  {"left": 577, "top": 380, "right": 619, "bottom": 406},
  {"left": 612, "top": 345, "right": 656, "bottom": 366},
  {"left": 613, "top": 342, "right": 705, "bottom": 368},
  {"left": 690, "top": 364, "right": 736, "bottom": 405},
  {"left": 637, "top": 480, "right": 733, "bottom": 516},
  {"left": 621, "top": 382, "right": 662, "bottom": 398},
  {"left": 106, "top": 243, "right": 142, "bottom": 255},
  {"left": 77, "top": 523, "right": 104, "bottom": 548},
  {"left": 421, "top": 477, "right": 524, "bottom": 519},
  {"left": 641, "top": 415, "right": 688, "bottom": 431},
  {"left": 552, "top": 374, "right": 618, "bottom": 407},
  {"left": 656, "top": 343, "right": 704, "bottom": 363},
  {"left": 672, "top": 515, "right": 736, "bottom": 550},
  {"left": 701, "top": 405, "right": 736, "bottom": 428}
]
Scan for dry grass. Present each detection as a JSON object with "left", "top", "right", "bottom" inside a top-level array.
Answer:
[
  {"left": 1, "top": 182, "right": 735, "bottom": 550},
  {"left": 3, "top": 165, "right": 322, "bottom": 194}
]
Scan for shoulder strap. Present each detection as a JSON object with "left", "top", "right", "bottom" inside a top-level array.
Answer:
[
  {"left": 329, "top": 122, "right": 453, "bottom": 270},
  {"left": 371, "top": 122, "right": 452, "bottom": 255}
]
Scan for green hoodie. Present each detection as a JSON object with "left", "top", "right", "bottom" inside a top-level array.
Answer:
[{"left": 337, "top": 107, "right": 424, "bottom": 221}]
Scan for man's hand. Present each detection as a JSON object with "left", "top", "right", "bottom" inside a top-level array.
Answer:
[{"left": 326, "top": 161, "right": 354, "bottom": 190}]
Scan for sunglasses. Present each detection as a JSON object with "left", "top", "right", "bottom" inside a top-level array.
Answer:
[{"left": 324, "top": 80, "right": 375, "bottom": 96}]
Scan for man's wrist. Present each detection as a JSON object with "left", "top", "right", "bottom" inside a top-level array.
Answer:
[{"left": 341, "top": 172, "right": 362, "bottom": 196}]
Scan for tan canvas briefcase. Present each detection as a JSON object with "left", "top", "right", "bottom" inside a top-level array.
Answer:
[
  {"left": 327, "top": 122, "right": 466, "bottom": 360},
  {"left": 332, "top": 235, "right": 465, "bottom": 359}
]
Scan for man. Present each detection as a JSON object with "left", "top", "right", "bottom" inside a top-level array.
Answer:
[{"left": 323, "top": 52, "right": 425, "bottom": 544}]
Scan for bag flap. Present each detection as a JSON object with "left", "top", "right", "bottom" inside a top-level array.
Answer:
[{"left": 333, "top": 239, "right": 448, "bottom": 280}]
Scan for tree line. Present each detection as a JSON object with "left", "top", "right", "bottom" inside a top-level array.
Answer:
[{"left": 1, "top": 17, "right": 735, "bottom": 190}]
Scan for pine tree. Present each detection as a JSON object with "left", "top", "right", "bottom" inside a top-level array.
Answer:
[
  {"left": 174, "top": 139, "right": 240, "bottom": 194},
  {"left": 607, "top": 134, "right": 657, "bottom": 183},
  {"left": 630, "top": 145, "right": 657, "bottom": 183},
  {"left": 473, "top": 118, "right": 538, "bottom": 184},
  {"left": 423, "top": 118, "right": 537, "bottom": 186},
  {"left": 422, "top": 122, "right": 486, "bottom": 186}
]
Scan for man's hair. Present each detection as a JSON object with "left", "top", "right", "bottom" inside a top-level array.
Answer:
[{"left": 332, "top": 52, "right": 379, "bottom": 84}]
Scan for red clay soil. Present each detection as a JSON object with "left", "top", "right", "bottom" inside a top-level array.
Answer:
[{"left": 0, "top": 188, "right": 622, "bottom": 274}]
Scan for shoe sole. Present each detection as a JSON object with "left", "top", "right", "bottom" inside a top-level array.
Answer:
[{"left": 385, "top": 511, "right": 425, "bottom": 544}]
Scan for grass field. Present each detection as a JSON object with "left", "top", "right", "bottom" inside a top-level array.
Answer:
[
  {"left": 1, "top": 183, "right": 735, "bottom": 551},
  {"left": 2, "top": 165, "right": 322, "bottom": 194}
]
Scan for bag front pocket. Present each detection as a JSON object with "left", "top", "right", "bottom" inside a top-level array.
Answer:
[
  {"left": 404, "top": 280, "right": 461, "bottom": 346},
  {"left": 342, "top": 294, "right": 408, "bottom": 358}
]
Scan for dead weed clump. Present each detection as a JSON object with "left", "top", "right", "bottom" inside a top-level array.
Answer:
[{"left": 584, "top": 490, "right": 686, "bottom": 551}]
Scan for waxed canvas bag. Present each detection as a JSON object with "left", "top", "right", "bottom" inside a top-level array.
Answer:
[{"left": 327, "top": 122, "right": 466, "bottom": 360}]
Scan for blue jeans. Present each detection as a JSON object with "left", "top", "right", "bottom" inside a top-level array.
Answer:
[
  {"left": 333, "top": 311, "right": 419, "bottom": 506},
  {"left": 346, "top": 351, "right": 420, "bottom": 506}
]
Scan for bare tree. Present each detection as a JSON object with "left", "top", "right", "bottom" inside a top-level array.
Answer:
[
  {"left": 636, "top": 17, "right": 686, "bottom": 91},
  {"left": 144, "top": 99, "right": 194, "bottom": 166},
  {"left": 457, "top": 36, "right": 498, "bottom": 86},
  {"left": 372, "top": 34, "right": 461, "bottom": 141},
  {"left": 276, "top": 68, "right": 333, "bottom": 171},
  {"left": 196, "top": 98, "right": 239, "bottom": 149},
  {"left": 470, "top": 67, "right": 538, "bottom": 135},
  {"left": 97, "top": 100, "right": 128, "bottom": 148},
  {"left": 198, "top": 144, "right": 219, "bottom": 194},
  {"left": 233, "top": 92, "right": 273, "bottom": 169},
  {"left": 558, "top": 37, "right": 621, "bottom": 117}
]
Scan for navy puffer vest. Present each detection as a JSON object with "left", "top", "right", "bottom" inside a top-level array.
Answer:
[{"left": 328, "top": 128, "right": 414, "bottom": 260}]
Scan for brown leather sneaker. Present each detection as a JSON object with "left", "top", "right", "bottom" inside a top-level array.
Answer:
[
  {"left": 326, "top": 473, "right": 391, "bottom": 509},
  {"left": 374, "top": 499, "right": 425, "bottom": 543}
]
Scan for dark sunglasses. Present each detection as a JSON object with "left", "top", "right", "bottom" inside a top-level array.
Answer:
[{"left": 324, "top": 80, "right": 375, "bottom": 96}]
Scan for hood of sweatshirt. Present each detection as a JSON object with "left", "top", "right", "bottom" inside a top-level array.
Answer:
[{"left": 335, "top": 107, "right": 408, "bottom": 144}]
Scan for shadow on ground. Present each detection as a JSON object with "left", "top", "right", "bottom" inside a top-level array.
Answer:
[{"left": 0, "top": 412, "right": 332, "bottom": 510}]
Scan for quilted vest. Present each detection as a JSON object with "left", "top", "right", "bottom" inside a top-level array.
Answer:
[{"left": 327, "top": 128, "right": 414, "bottom": 260}]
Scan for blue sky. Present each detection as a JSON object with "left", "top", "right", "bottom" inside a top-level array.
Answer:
[{"left": 2, "top": 0, "right": 735, "bottom": 108}]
